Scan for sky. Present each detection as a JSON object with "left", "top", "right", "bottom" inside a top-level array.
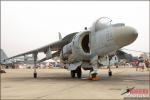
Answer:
[{"left": 1, "top": 1, "right": 149, "bottom": 58}]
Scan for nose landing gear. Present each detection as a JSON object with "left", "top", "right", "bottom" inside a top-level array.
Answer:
[{"left": 88, "top": 69, "right": 100, "bottom": 81}]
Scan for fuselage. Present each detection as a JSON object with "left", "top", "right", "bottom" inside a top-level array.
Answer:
[
  {"left": 60, "top": 23, "right": 138, "bottom": 66},
  {"left": 3, "top": 17, "right": 138, "bottom": 77}
]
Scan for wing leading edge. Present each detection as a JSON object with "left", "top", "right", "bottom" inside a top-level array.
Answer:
[{"left": 4, "top": 32, "right": 78, "bottom": 63}]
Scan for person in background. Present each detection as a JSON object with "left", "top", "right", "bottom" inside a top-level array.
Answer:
[
  {"left": 138, "top": 60, "right": 145, "bottom": 72},
  {"left": 135, "top": 60, "right": 140, "bottom": 71},
  {"left": 144, "top": 59, "right": 149, "bottom": 71}
]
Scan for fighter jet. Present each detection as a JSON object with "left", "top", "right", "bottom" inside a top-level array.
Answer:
[
  {"left": 0, "top": 49, "right": 11, "bottom": 65},
  {"left": 0, "top": 49, "right": 36, "bottom": 68},
  {"left": 4, "top": 17, "right": 138, "bottom": 79}
]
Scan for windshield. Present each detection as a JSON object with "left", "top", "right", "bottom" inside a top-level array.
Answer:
[
  {"left": 97, "top": 17, "right": 112, "bottom": 25},
  {"left": 92, "top": 17, "right": 112, "bottom": 32}
]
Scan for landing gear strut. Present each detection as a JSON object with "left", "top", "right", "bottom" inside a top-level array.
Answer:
[
  {"left": 33, "top": 53, "right": 38, "bottom": 78},
  {"left": 34, "top": 68, "right": 37, "bottom": 78},
  {"left": 108, "top": 56, "right": 112, "bottom": 77},
  {"left": 91, "top": 73, "right": 97, "bottom": 78},
  {"left": 108, "top": 68, "right": 112, "bottom": 76}
]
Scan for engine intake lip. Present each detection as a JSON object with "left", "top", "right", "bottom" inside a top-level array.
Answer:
[{"left": 79, "top": 31, "right": 91, "bottom": 55}]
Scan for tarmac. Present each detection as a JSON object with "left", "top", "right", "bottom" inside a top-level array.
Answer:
[{"left": 1, "top": 66, "right": 149, "bottom": 99}]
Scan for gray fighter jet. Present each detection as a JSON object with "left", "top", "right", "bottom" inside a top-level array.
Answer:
[
  {"left": 0, "top": 49, "right": 35, "bottom": 68},
  {"left": 4, "top": 17, "right": 138, "bottom": 79}
]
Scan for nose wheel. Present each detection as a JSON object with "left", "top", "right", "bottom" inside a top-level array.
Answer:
[
  {"left": 88, "top": 68, "right": 99, "bottom": 80},
  {"left": 91, "top": 73, "right": 97, "bottom": 78}
]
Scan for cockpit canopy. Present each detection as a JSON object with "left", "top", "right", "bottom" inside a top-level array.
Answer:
[
  {"left": 90, "top": 17, "right": 125, "bottom": 33},
  {"left": 92, "top": 17, "right": 112, "bottom": 32}
]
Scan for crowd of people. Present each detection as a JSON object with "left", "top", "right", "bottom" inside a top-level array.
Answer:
[{"left": 135, "top": 58, "right": 150, "bottom": 71}]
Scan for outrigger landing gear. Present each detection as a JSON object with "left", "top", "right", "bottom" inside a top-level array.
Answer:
[
  {"left": 33, "top": 53, "right": 38, "bottom": 78},
  {"left": 108, "top": 57, "right": 112, "bottom": 77},
  {"left": 34, "top": 72, "right": 37, "bottom": 78},
  {"left": 70, "top": 67, "right": 82, "bottom": 78},
  {"left": 33, "top": 68, "right": 37, "bottom": 78},
  {"left": 108, "top": 66, "right": 112, "bottom": 77}
]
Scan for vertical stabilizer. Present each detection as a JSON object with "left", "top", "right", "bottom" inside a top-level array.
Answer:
[
  {"left": 58, "top": 32, "right": 62, "bottom": 40},
  {"left": 0, "top": 49, "right": 8, "bottom": 64}
]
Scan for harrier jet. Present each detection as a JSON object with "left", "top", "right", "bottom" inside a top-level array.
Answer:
[
  {"left": 0, "top": 49, "right": 36, "bottom": 68},
  {"left": 4, "top": 17, "right": 138, "bottom": 79}
]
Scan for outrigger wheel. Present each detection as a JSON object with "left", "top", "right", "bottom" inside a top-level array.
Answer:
[
  {"left": 108, "top": 69, "right": 112, "bottom": 76},
  {"left": 34, "top": 72, "right": 37, "bottom": 78}
]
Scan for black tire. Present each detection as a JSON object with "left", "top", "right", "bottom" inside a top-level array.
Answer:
[
  {"left": 71, "top": 70, "right": 76, "bottom": 78},
  {"left": 91, "top": 73, "right": 97, "bottom": 78},
  {"left": 116, "top": 66, "right": 118, "bottom": 68},
  {"left": 76, "top": 67, "right": 82, "bottom": 78},
  {"left": 108, "top": 71, "right": 112, "bottom": 76},
  {"left": 34, "top": 73, "right": 37, "bottom": 78},
  {"left": 90, "top": 68, "right": 97, "bottom": 78}
]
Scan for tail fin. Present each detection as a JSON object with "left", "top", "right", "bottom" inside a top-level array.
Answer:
[
  {"left": 58, "top": 32, "right": 62, "bottom": 40},
  {"left": 0, "top": 49, "right": 8, "bottom": 64}
]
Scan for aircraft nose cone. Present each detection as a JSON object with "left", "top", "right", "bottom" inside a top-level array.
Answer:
[{"left": 113, "top": 26, "right": 138, "bottom": 47}]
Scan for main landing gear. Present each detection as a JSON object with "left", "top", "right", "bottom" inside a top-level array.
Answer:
[{"left": 71, "top": 67, "right": 82, "bottom": 78}]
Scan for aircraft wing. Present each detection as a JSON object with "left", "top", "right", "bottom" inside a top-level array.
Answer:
[
  {"left": 4, "top": 32, "right": 78, "bottom": 63},
  {"left": 4, "top": 40, "right": 65, "bottom": 62},
  {"left": 116, "top": 50, "right": 133, "bottom": 62},
  {"left": 116, "top": 50, "right": 127, "bottom": 57},
  {"left": 107, "top": 50, "right": 128, "bottom": 60}
]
